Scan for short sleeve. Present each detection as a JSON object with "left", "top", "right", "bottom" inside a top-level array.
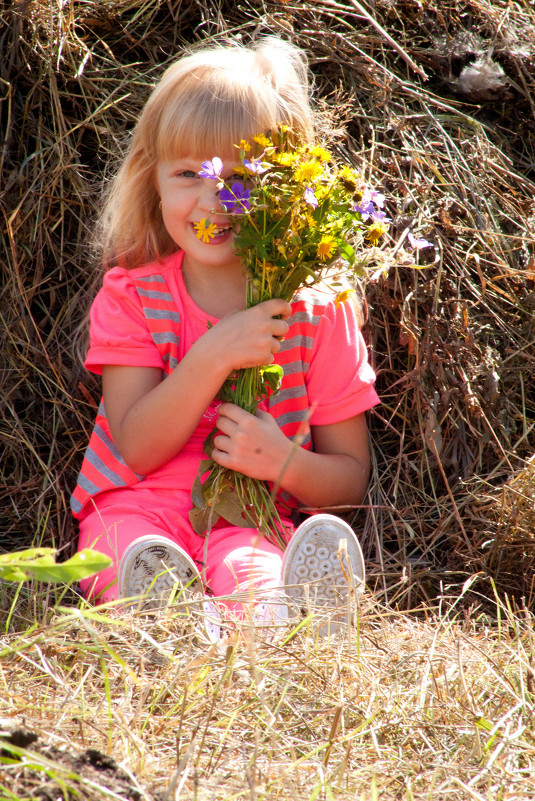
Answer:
[
  {"left": 306, "top": 298, "right": 380, "bottom": 426},
  {"left": 85, "top": 267, "right": 165, "bottom": 375}
]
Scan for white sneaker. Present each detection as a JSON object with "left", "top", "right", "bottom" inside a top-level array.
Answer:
[
  {"left": 253, "top": 591, "right": 289, "bottom": 637},
  {"left": 281, "top": 514, "right": 365, "bottom": 632},
  {"left": 202, "top": 598, "right": 224, "bottom": 645},
  {"left": 118, "top": 535, "right": 204, "bottom": 604},
  {"left": 118, "top": 536, "right": 222, "bottom": 642}
]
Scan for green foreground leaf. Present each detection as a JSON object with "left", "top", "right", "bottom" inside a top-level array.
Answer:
[{"left": 0, "top": 548, "right": 111, "bottom": 584}]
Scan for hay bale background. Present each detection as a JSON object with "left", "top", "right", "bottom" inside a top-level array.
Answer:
[{"left": 1, "top": 0, "right": 534, "bottom": 606}]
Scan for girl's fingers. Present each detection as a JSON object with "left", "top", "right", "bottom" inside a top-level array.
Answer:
[
  {"left": 214, "top": 417, "right": 240, "bottom": 439},
  {"left": 217, "top": 403, "right": 250, "bottom": 422},
  {"left": 260, "top": 298, "right": 292, "bottom": 319},
  {"left": 272, "top": 318, "right": 289, "bottom": 338},
  {"left": 212, "top": 434, "right": 230, "bottom": 453},
  {"left": 214, "top": 299, "right": 290, "bottom": 371}
]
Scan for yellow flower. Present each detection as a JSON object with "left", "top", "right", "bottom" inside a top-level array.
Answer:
[
  {"left": 365, "top": 221, "right": 388, "bottom": 243},
  {"left": 338, "top": 165, "right": 360, "bottom": 190},
  {"left": 315, "top": 185, "right": 330, "bottom": 201},
  {"left": 236, "top": 139, "right": 252, "bottom": 152},
  {"left": 294, "top": 160, "right": 324, "bottom": 183},
  {"left": 272, "top": 151, "right": 297, "bottom": 166},
  {"left": 232, "top": 164, "right": 246, "bottom": 175},
  {"left": 335, "top": 288, "right": 356, "bottom": 306},
  {"left": 309, "top": 145, "right": 331, "bottom": 163},
  {"left": 317, "top": 235, "right": 337, "bottom": 261},
  {"left": 253, "top": 133, "right": 271, "bottom": 148},
  {"left": 275, "top": 240, "right": 287, "bottom": 257},
  {"left": 194, "top": 218, "right": 217, "bottom": 243}
]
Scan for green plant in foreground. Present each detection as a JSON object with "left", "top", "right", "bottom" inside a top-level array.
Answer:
[{"left": 0, "top": 548, "right": 111, "bottom": 584}]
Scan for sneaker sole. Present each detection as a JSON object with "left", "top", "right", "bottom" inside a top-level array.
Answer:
[
  {"left": 118, "top": 535, "right": 203, "bottom": 604},
  {"left": 282, "top": 515, "right": 365, "bottom": 612}
]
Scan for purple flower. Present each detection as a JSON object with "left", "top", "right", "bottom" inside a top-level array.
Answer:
[
  {"left": 355, "top": 184, "right": 389, "bottom": 223},
  {"left": 369, "top": 189, "right": 386, "bottom": 209},
  {"left": 354, "top": 200, "right": 374, "bottom": 220},
  {"left": 370, "top": 209, "right": 392, "bottom": 223},
  {"left": 243, "top": 159, "right": 269, "bottom": 174},
  {"left": 303, "top": 187, "right": 318, "bottom": 208},
  {"left": 355, "top": 187, "right": 387, "bottom": 219},
  {"left": 199, "top": 157, "right": 223, "bottom": 179},
  {"left": 408, "top": 232, "right": 434, "bottom": 249},
  {"left": 219, "top": 182, "right": 251, "bottom": 213}
]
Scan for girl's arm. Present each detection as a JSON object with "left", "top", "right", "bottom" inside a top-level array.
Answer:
[
  {"left": 212, "top": 405, "right": 371, "bottom": 508},
  {"left": 102, "top": 299, "right": 291, "bottom": 475}
]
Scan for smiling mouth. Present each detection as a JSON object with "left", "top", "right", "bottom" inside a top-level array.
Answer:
[{"left": 211, "top": 225, "right": 232, "bottom": 237}]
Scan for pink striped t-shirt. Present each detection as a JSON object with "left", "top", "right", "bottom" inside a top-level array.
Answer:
[{"left": 84, "top": 251, "right": 380, "bottom": 497}]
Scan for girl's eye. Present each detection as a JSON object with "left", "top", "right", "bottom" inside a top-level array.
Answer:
[{"left": 175, "top": 170, "right": 198, "bottom": 179}]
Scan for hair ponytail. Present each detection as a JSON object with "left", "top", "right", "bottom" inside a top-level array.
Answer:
[{"left": 252, "top": 37, "right": 314, "bottom": 142}]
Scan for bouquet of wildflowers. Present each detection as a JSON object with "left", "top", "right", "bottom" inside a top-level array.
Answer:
[{"left": 189, "top": 127, "right": 389, "bottom": 546}]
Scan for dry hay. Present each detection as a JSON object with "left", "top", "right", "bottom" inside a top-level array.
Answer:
[
  {"left": 467, "top": 456, "right": 535, "bottom": 605},
  {"left": 1, "top": 0, "right": 534, "bottom": 607}
]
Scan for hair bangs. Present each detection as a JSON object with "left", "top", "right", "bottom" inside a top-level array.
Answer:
[{"left": 153, "top": 70, "right": 279, "bottom": 162}]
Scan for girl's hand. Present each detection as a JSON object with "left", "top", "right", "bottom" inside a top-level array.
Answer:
[
  {"left": 212, "top": 403, "right": 292, "bottom": 482},
  {"left": 207, "top": 299, "right": 291, "bottom": 373},
  {"left": 212, "top": 406, "right": 372, "bottom": 508}
]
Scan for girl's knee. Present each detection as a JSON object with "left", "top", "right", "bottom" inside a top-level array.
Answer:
[
  {"left": 204, "top": 532, "right": 285, "bottom": 599},
  {"left": 79, "top": 568, "right": 119, "bottom": 604}
]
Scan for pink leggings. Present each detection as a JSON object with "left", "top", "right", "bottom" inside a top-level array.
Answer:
[{"left": 77, "top": 486, "right": 293, "bottom": 610}]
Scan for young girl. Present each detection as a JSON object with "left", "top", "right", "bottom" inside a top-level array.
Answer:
[{"left": 72, "top": 36, "right": 380, "bottom": 629}]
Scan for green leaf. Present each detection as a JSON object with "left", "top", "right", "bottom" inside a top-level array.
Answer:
[
  {"left": 190, "top": 485, "right": 257, "bottom": 533},
  {"left": 213, "top": 487, "right": 259, "bottom": 529},
  {"left": 190, "top": 457, "right": 214, "bottom": 507},
  {"left": 0, "top": 548, "right": 111, "bottom": 584},
  {"left": 188, "top": 504, "right": 216, "bottom": 535},
  {"left": 338, "top": 241, "right": 355, "bottom": 264},
  {"left": 260, "top": 363, "right": 283, "bottom": 393}
]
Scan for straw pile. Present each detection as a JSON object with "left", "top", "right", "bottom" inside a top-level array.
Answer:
[{"left": 1, "top": 0, "right": 534, "bottom": 606}]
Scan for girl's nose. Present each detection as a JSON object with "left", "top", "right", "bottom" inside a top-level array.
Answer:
[{"left": 198, "top": 181, "right": 223, "bottom": 213}]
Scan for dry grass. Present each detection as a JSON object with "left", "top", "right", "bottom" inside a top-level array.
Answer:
[{"left": 1, "top": 586, "right": 535, "bottom": 799}]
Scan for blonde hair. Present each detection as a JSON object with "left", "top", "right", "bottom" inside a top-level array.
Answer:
[{"left": 98, "top": 37, "right": 316, "bottom": 270}]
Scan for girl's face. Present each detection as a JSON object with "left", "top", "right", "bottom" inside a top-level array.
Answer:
[{"left": 156, "top": 153, "right": 244, "bottom": 277}]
